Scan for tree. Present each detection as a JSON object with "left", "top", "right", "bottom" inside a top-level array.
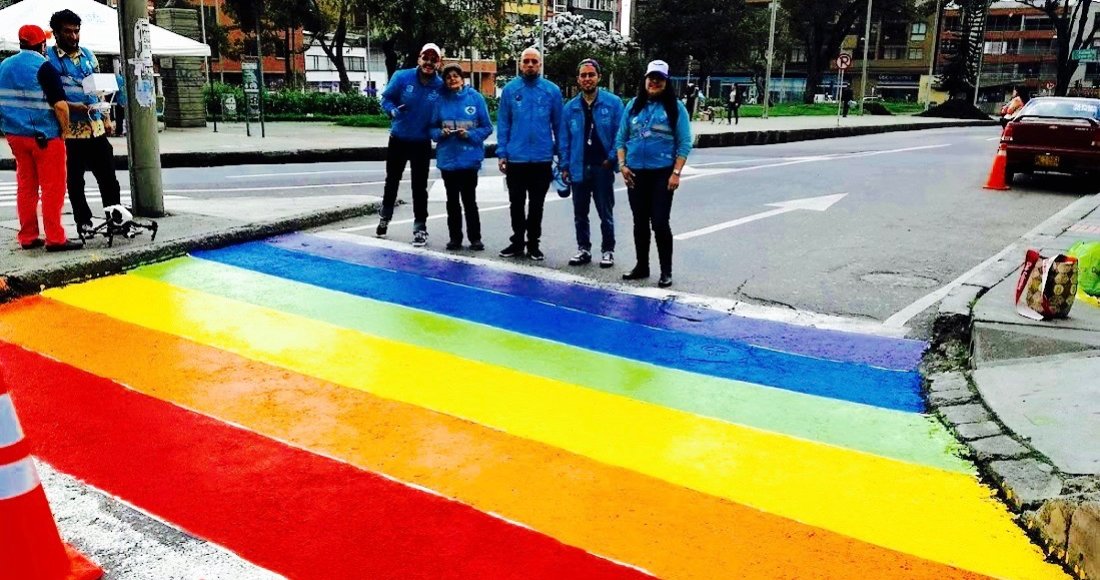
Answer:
[
  {"left": 937, "top": 0, "right": 989, "bottom": 100},
  {"left": 221, "top": 0, "right": 319, "bottom": 88},
  {"left": 370, "top": 0, "right": 505, "bottom": 79},
  {"left": 1015, "top": 0, "right": 1100, "bottom": 95},
  {"left": 733, "top": 3, "right": 793, "bottom": 104},
  {"left": 633, "top": 0, "right": 750, "bottom": 83},
  {"left": 305, "top": 0, "right": 362, "bottom": 92},
  {"left": 503, "top": 12, "right": 633, "bottom": 90},
  {"left": 782, "top": 0, "right": 915, "bottom": 103}
]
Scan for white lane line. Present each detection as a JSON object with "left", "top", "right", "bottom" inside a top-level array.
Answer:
[
  {"left": 675, "top": 194, "right": 847, "bottom": 241},
  {"left": 227, "top": 169, "right": 386, "bottom": 179},
  {"left": 162, "top": 180, "right": 398, "bottom": 194},
  {"left": 338, "top": 196, "right": 572, "bottom": 232},
  {"left": 691, "top": 156, "right": 818, "bottom": 167},
  {"left": 314, "top": 231, "right": 909, "bottom": 337},
  {"left": 883, "top": 193, "right": 1100, "bottom": 328}
]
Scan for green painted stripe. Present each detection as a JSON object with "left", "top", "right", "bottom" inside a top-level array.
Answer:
[{"left": 134, "top": 257, "right": 972, "bottom": 473}]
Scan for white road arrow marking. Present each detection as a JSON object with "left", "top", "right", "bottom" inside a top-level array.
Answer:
[{"left": 674, "top": 193, "right": 848, "bottom": 241}]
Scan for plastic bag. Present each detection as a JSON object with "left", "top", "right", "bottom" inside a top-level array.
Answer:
[
  {"left": 1068, "top": 241, "right": 1100, "bottom": 297},
  {"left": 1015, "top": 249, "right": 1078, "bottom": 320}
]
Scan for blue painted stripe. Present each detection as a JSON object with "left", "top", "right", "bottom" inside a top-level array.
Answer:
[
  {"left": 269, "top": 233, "right": 926, "bottom": 371},
  {"left": 195, "top": 242, "right": 926, "bottom": 413}
]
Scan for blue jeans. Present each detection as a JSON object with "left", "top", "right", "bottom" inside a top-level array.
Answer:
[{"left": 572, "top": 164, "right": 615, "bottom": 253}]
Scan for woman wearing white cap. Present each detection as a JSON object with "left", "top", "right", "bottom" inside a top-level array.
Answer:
[{"left": 615, "top": 60, "right": 693, "bottom": 288}]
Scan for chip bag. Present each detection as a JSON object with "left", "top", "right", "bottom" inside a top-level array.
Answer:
[
  {"left": 1068, "top": 241, "right": 1100, "bottom": 297},
  {"left": 1015, "top": 249, "right": 1078, "bottom": 320}
]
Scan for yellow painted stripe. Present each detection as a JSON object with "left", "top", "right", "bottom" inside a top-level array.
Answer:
[{"left": 44, "top": 276, "right": 1064, "bottom": 580}]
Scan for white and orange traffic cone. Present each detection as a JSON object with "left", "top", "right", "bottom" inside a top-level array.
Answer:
[
  {"left": 0, "top": 377, "right": 102, "bottom": 580},
  {"left": 983, "top": 144, "right": 1012, "bottom": 191}
]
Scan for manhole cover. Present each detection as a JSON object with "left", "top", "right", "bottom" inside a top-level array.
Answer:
[{"left": 859, "top": 272, "right": 940, "bottom": 288}]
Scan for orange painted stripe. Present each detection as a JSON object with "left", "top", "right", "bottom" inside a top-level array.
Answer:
[{"left": 0, "top": 297, "right": 989, "bottom": 580}]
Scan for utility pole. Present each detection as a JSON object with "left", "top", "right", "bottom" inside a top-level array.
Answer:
[
  {"left": 858, "top": 0, "right": 872, "bottom": 115},
  {"left": 118, "top": 0, "right": 164, "bottom": 217},
  {"left": 926, "top": 0, "right": 943, "bottom": 108},
  {"left": 763, "top": 0, "right": 778, "bottom": 119},
  {"left": 539, "top": 0, "right": 546, "bottom": 56}
]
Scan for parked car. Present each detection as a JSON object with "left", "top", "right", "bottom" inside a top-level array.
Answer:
[{"left": 1001, "top": 97, "right": 1100, "bottom": 183}]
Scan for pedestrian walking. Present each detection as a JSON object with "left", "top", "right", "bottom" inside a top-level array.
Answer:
[
  {"left": 0, "top": 24, "right": 82, "bottom": 252},
  {"left": 616, "top": 60, "right": 692, "bottom": 288},
  {"left": 48, "top": 9, "right": 122, "bottom": 238},
  {"left": 841, "top": 86, "right": 853, "bottom": 117},
  {"left": 377, "top": 42, "right": 444, "bottom": 247},
  {"left": 496, "top": 47, "right": 563, "bottom": 261},
  {"left": 727, "top": 85, "right": 742, "bottom": 125},
  {"left": 560, "top": 58, "right": 623, "bottom": 268},
  {"left": 429, "top": 63, "right": 492, "bottom": 252}
]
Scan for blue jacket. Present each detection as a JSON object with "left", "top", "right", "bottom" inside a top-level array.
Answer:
[
  {"left": 0, "top": 51, "right": 61, "bottom": 139},
  {"left": 559, "top": 88, "right": 624, "bottom": 180},
  {"left": 47, "top": 46, "right": 101, "bottom": 123},
  {"left": 496, "top": 75, "right": 562, "bottom": 163},
  {"left": 429, "top": 86, "right": 493, "bottom": 171},
  {"left": 381, "top": 67, "right": 443, "bottom": 142},
  {"left": 615, "top": 98, "right": 693, "bottom": 170}
]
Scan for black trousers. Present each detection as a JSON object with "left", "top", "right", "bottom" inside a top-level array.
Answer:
[
  {"left": 66, "top": 136, "right": 122, "bottom": 227},
  {"left": 504, "top": 162, "right": 552, "bottom": 249},
  {"left": 627, "top": 167, "right": 675, "bottom": 276},
  {"left": 381, "top": 136, "right": 431, "bottom": 229},
  {"left": 727, "top": 103, "right": 740, "bottom": 124},
  {"left": 441, "top": 169, "right": 481, "bottom": 243}
]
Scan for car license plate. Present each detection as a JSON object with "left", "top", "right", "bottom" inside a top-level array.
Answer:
[{"left": 1035, "top": 154, "right": 1060, "bottom": 168}]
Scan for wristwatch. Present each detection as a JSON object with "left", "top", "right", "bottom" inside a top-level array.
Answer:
[{"left": 672, "top": 169, "right": 682, "bottom": 176}]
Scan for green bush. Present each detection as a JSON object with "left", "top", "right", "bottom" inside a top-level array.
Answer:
[
  {"left": 334, "top": 114, "right": 392, "bottom": 128},
  {"left": 204, "top": 84, "right": 382, "bottom": 119}
]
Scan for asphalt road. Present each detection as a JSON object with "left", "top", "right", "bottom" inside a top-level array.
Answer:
[{"left": 3, "top": 125, "right": 1090, "bottom": 337}]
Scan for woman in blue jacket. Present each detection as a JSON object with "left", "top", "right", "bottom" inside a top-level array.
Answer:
[
  {"left": 430, "top": 63, "right": 493, "bottom": 251},
  {"left": 615, "top": 60, "right": 693, "bottom": 288}
]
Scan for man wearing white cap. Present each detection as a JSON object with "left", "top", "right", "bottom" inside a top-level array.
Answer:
[{"left": 378, "top": 42, "right": 444, "bottom": 247}]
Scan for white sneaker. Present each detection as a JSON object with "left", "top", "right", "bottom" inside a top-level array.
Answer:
[{"left": 599, "top": 251, "right": 614, "bottom": 268}]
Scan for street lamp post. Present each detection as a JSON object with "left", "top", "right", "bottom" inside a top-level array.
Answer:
[
  {"left": 858, "top": 0, "right": 872, "bottom": 115},
  {"left": 763, "top": 0, "right": 778, "bottom": 119},
  {"left": 926, "top": 0, "right": 942, "bottom": 108}
]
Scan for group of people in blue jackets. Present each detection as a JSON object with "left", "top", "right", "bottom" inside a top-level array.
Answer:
[{"left": 380, "top": 44, "right": 691, "bottom": 288}]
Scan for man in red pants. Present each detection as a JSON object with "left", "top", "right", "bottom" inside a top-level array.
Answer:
[{"left": 0, "top": 24, "right": 81, "bottom": 251}]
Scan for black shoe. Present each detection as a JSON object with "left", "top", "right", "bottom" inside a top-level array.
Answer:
[
  {"left": 528, "top": 247, "right": 545, "bottom": 261},
  {"left": 412, "top": 230, "right": 428, "bottom": 247},
  {"left": 568, "top": 250, "right": 591, "bottom": 266},
  {"left": 446, "top": 240, "right": 463, "bottom": 251},
  {"left": 375, "top": 219, "right": 389, "bottom": 238},
  {"left": 622, "top": 267, "right": 650, "bottom": 280},
  {"left": 658, "top": 274, "right": 673, "bottom": 288},
  {"left": 469, "top": 241, "right": 485, "bottom": 251},
  {"left": 77, "top": 223, "right": 95, "bottom": 238},
  {"left": 499, "top": 244, "right": 524, "bottom": 258},
  {"left": 45, "top": 240, "right": 84, "bottom": 252},
  {"left": 20, "top": 239, "right": 44, "bottom": 250}
]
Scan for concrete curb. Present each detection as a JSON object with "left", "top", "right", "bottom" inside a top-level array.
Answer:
[
  {"left": 0, "top": 121, "right": 996, "bottom": 170},
  {"left": 0, "top": 201, "right": 380, "bottom": 303},
  {"left": 927, "top": 192, "right": 1100, "bottom": 579}
]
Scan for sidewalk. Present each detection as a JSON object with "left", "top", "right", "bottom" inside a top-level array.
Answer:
[
  {"left": 930, "top": 192, "right": 1100, "bottom": 579},
  {"left": 0, "top": 114, "right": 994, "bottom": 169}
]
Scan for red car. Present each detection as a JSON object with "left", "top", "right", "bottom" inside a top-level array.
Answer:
[{"left": 1001, "top": 96, "right": 1100, "bottom": 182}]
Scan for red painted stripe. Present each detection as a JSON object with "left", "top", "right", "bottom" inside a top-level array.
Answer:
[{"left": 0, "top": 343, "right": 649, "bottom": 580}]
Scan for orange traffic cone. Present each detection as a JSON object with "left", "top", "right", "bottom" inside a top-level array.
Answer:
[
  {"left": 983, "top": 145, "right": 1012, "bottom": 190},
  {"left": 0, "top": 378, "right": 102, "bottom": 580}
]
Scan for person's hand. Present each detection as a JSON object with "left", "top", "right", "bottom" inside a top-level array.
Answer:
[
  {"left": 621, "top": 166, "right": 635, "bottom": 188},
  {"left": 103, "top": 117, "right": 114, "bottom": 135},
  {"left": 70, "top": 102, "right": 89, "bottom": 114},
  {"left": 668, "top": 172, "right": 681, "bottom": 192},
  {"left": 561, "top": 169, "right": 571, "bottom": 185},
  {"left": 456, "top": 127, "right": 468, "bottom": 139},
  {"left": 498, "top": 158, "right": 508, "bottom": 174},
  {"left": 441, "top": 127, "right": 452, "bottom": 138}
]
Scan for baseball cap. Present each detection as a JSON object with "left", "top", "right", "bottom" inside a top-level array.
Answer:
[
  {"left": 18, "top": 24, "right": 47, "bottom": 45},
  {"left": 420, "top": 43, "right": 442, "bottom": 58},
  {"left": 645, "top": 60, "right": 670, "bottom": 79},
  {"left": 441, "top": 62, "right": 464, "bottom": 77}
]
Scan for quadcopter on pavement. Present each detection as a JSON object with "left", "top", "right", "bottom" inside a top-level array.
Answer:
[{"left": 78, "top": 205, "right": 159, "bottom": 247}]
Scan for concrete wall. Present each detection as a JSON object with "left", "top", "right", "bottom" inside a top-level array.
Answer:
[{"left": 155, "top": 8, "right": 206, "bottom": 128}]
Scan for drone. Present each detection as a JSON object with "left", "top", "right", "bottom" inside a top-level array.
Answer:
[{"left": 79, "top": 205, "right": 158, "bottom": 247}]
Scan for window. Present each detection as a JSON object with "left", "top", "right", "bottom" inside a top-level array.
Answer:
[
  {"left": 789, "top": 45, "right": 807, "bottom": 63},
  {"left": 883, "top": 46, "right": 904, "bottom": 60},
  {"left": 910, "top": 22, "right": 927, "bottom": 42},
  {"left": 908, "top": 47, "right": 924, "bottom": 60},
  {"left": 984, "top": 41, "right": 1008, "bottom": 55},
  {"left": 553, "top": 0, "right": 567, "bottom": 13},
  {"left": 345, "top": 56, "right": 366, "bottom": 72},
  {"left": 307, "top": 55, "right": 323, "bottom": 70}
]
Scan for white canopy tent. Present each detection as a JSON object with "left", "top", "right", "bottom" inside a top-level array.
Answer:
[{"left": 0, "top": 0, "right": 211, "bottom": 57}]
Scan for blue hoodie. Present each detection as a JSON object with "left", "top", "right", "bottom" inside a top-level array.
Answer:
[
  {"left": 429, "top": 86, "right": 493, "bottom": 172},
  {"left": 615, "top": 98, "right": 693, "bottom": 170},
  {"left": 559, "top": 88, "right": 624, "bottom": 180},
  {"left": 381, "top": 67, "right": 444, "bottom": 142},
  {"left": 496, "top": 75, "right": 562, "bottom": 163}
]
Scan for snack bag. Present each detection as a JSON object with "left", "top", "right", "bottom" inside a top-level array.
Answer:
[{"left": 1015, "top": 249, "right": 1078, "bottom": 320}]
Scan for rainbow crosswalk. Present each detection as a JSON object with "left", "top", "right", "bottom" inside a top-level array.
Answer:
[{"left": 0, "top": 233, "right": 1067, "bottom": 579}]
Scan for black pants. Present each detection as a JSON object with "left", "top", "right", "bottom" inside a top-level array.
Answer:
[
  {"left": 728, "top": 104, "right": 740, "bottom": 124},
  {"left": 442, "top": 169, "right": 481, "bottom": 243},
  {"left": 381, "top": 136, "right": 431, "bottom": 229},
  {"left": 66, "top": 136, "right": 122, "bottom": 227},
  {"left": 505, "top": 162, "right": 552, "bottom": 249},
  {"left": 627, "top": 167, "right": 675, "bottom": 276}
]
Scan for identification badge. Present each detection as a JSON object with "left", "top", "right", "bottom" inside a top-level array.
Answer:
[
  {"left": 587, "top": 138, "right": 593, "bottom": 146},
  {"left": 641, "top": 130, "right": 652, "bottom": 138}
]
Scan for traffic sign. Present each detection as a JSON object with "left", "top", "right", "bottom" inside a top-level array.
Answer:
[
  {"left": 242, "top": 60, "right": 259, "bottom": 94},
  {"left": 1072, "top": 48, "right": 1099, "bottom": 62},
  {"left": 836, "top": 53, "right": 852, "bottom": 70}
]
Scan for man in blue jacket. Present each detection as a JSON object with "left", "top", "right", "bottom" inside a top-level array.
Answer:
[
  {"left": 496, "top": 48, "right": 563, "bottom": 261},
  {"left": 379, "top": 43, "right": 444, "bottom": 247},
  {"left": 560, "top": 58, "right": 623, "bottom": 268}
]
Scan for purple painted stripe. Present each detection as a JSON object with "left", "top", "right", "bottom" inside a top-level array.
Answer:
[{"left": 270, "top": 233, "right": 926, "bottom": 371}]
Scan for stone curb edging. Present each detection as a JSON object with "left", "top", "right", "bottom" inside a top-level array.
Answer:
[
  {"left": 0, "top": 121, "right": 995, "bottom": 170},
  {"left": 0, "top": 201, "right": 381, "bottom": 303}
]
